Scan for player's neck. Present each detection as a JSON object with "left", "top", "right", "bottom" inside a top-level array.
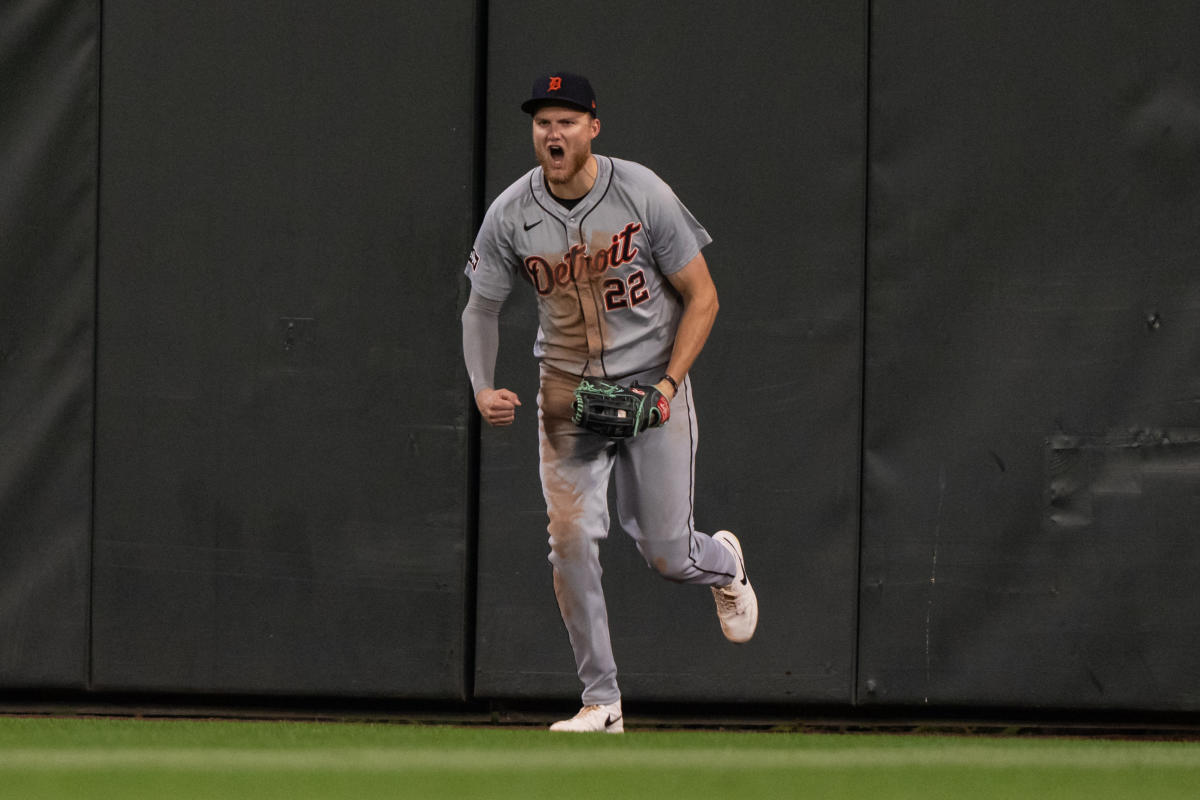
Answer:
[
  {"left": 548, "top": 189, "right": 583, "bottom": 211},
  {"left": 544, "top": 155, "right": 597, "bottom": 202}
]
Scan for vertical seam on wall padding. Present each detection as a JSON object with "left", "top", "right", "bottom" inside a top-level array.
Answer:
[
  {"left": 852, "top": 0, "right": 873, "bottom": 708},
  {"left": 462, "top": 0, "right": 489, "bottom": 704},
  {"left": 88, "top": 0, "right": 104, "bottom": 694}
]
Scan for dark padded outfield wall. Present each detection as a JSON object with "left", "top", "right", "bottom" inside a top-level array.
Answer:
[
  {"left": 93, "top": 2, "right": 479, "bottom": 698},
  {"left": 0, "top": 0, "right": 97, "bottom": 688},
  {"left": 474, "top": 1, "right": 866, "bottom": 704},
  {"left": 860, "top": 2, "right": 1200, "bottom": 709}
]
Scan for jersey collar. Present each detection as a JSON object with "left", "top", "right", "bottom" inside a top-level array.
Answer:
[{"left": 531, "top": 155, "right": 613, "bottom": 221}]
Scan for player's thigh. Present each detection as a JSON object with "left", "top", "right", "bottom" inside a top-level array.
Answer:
[
  {"left": 612, "top": 378, "right": 697, "bottom": 542},
  {"left": 538, "top": 365, "right": 615, "bottom": 552}
]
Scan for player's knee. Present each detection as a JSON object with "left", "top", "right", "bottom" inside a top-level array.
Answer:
[
  {"left": 547, "top": 525, "right": 602, "bottom": 567},
  {"left": 639, "top": 541, "right": 692, "bottom": 582},
  {"left": 649, "top": 557, "right": 691, "bottom": 582}
]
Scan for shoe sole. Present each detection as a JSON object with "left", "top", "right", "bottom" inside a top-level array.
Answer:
[
  {"left": 548, "top": 724, "right": 624, "bottom": 733},
  {"left": 549, "top": 708, "right": 624, "bottom": 733}
]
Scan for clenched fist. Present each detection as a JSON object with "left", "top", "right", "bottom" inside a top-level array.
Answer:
[{"left": 476, "top": 387, "right": 522, "bottom": 427}]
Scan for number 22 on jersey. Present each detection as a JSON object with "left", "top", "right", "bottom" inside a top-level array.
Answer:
[{"left": 604, "top": 270, "right": 650, "bottom": 311}]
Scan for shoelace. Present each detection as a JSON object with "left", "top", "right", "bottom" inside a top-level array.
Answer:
[{"left": 715, "top": 584, "right": 749, "bottom": 615}]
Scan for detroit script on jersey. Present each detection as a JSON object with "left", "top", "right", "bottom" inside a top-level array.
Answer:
[{"left": 466, "top": 156, "right": 711, "bottom": 379}]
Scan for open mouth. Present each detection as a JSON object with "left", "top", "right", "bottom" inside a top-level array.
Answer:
[{"left": 548, "top": 145, "right": 564, "bottom": 163}]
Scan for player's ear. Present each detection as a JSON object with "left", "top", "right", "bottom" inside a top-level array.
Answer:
[{"left": 590, "top": 116, "right": 601, "bottom": 139}]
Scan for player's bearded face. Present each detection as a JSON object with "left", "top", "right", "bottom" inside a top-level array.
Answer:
[{"left": 532, "top": 106, "right": 599, "bottom": 189}]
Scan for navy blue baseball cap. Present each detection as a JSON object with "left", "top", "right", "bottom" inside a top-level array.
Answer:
[{"left": 521, "top": 72, "right": 597, "bottom": 115}]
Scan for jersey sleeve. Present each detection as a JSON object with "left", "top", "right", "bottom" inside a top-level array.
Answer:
[
  {"left": 642, "top": 171, "right": 713, "bottom": 276},
  {"left": 464, "top": 197, "right": 518, "bottom": 302}
]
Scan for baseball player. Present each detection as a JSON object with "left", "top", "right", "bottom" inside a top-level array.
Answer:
[{"left": 461, "top": 72, "right": 758, "bottom": 733}]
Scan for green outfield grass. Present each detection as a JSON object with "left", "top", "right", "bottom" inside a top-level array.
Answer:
[{"left": 1, "top": 715, "right": 1199, "bottom": 800}]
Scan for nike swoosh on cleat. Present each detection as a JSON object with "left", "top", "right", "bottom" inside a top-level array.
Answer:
[
  {"left": 523, "top": 219, "right": 543, "bottom": 231},
  {"left": 605, "top": 715, "right": 622, "bottom": 728}
]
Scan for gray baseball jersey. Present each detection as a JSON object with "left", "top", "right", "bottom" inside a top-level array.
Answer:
[{"left": 465, "top": 155, "right": 712, "bottom": 379}]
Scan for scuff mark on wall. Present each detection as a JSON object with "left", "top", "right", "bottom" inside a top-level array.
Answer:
[{"left": 924, "top": 463, "right": 947, "bottom": 704}]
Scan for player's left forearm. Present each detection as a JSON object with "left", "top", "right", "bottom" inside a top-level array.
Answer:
[
  {"left": 660, "top": 289, "right": 718, "bottom": 398},
  {"left": 657, "top": 253, "right": 719, "bottom": 399}
]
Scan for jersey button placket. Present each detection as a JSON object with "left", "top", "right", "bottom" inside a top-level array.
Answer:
[{"left": 571, "top": 221, "right": 605, "bottom": 366}]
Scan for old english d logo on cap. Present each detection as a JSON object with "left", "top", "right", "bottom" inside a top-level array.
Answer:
[{"left": 522, "top": 72, "right": 597, "bottom": 114}]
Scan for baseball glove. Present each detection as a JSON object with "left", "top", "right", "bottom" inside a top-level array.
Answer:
[{"left": 572, "top": 377, "right": 671, "bottom": 438}]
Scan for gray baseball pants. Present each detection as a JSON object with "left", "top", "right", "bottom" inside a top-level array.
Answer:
[{"left": 537, "top": 363, "right": 738, "bottom": 706}]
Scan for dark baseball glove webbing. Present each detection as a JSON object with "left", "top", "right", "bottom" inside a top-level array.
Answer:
[{"left": 572, "top": 377, "right": 671, "bottom": 438}]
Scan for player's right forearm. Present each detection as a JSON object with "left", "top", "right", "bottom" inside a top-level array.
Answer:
[{"left": 461, "top": 289, "right": 503, "bottom": 395}]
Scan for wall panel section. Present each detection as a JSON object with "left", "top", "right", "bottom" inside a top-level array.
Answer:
[
  {"left": 474, "top": 0, "right": 867, "bottom": 704},
  {"left": 860, "top": 1, "right": 1200, "bottom": 710},
  {"left": 0, "top": 0, "right": 97, "bottom": 689},
  {"left": 94, "top": 1, "right": 479, "bottom": 698}
]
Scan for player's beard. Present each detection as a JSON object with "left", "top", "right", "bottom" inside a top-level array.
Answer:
[{"left": 541, "top": 147, "right": 591, "bottom": 189}]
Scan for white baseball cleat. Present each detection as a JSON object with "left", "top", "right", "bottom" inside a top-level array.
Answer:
[
  {"left": 711, "top": 531, "right": 758, "bottom": 643},
  {"left": 549, "top": 700, "right": 624, "bottom": 733}
]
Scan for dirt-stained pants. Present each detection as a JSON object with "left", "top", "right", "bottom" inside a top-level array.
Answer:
[{"left": 537, "top": 363, "right": 737, "bottom": 706}]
